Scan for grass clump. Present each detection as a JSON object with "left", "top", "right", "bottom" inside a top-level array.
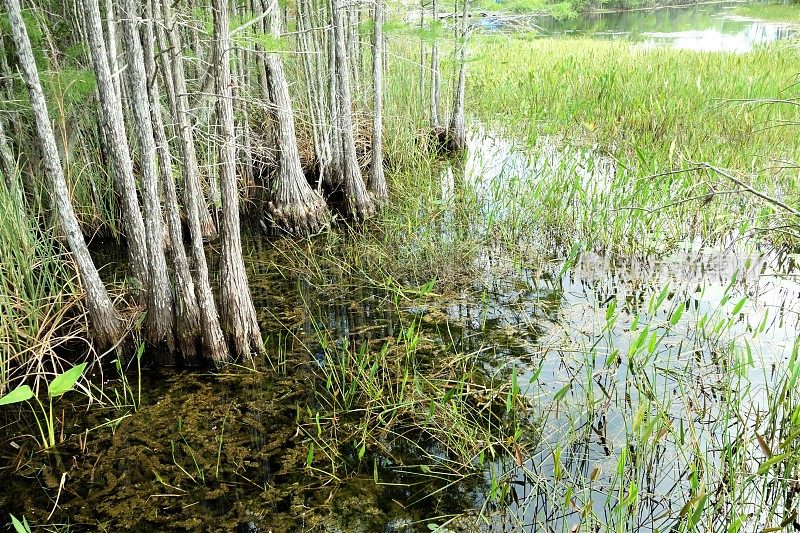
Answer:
[
  {"left": 734, "top": 3, "right": 800, "bottom": 24},
  {"left": 0, "top": 185, "right": 89, "bottom": 395}
]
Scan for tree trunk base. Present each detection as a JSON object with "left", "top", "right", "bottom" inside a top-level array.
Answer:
[
  {"left": 347, "top": 192, "right": 377, "bottom": 221},
  {"left": 267, "top": 190, "right": 331, "bottom": 236},
  {"left": 430, "top": 126, "right": 466, "bottom": 155}
]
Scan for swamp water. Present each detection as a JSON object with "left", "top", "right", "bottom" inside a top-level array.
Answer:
[
  {"left": 4, "top": 7, "right": 800, "bottom": 530},
  {"left": 2, "top": 129, "right": 798, "bottom": 532},
  {"left": 504, "top": 2, "right": 797, "bottom": 51}
]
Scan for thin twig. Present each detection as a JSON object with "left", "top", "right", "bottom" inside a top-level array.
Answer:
[{"left": 696, "top": 162, "right": 800, "bottom": 218}]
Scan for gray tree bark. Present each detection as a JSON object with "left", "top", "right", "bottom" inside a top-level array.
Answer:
[
  {"left": 448, "top": 0, "right": 468, "bottom": 151},
  {"left": 104, "top": 0, "right": 122, "bottom": 101},
  {"left": 0, "top": 116, "right": 20, "bottom": 198},
  {"left": 213, "top": 0, "right": 263, "bottom": 360},
  {"left": 369, "top": 0, "right": 387, "bottom": 201},
  {"left": 120, "top": 0, "right": 175, "bottom": 350},
  {"left": 162, "top": 0, "right": 228, "bottom": 365},
  {"left": 265, "top": 0, "right": 330, "bottom": 235},
  {"left": 5, "top": 0, "right": 124, "bottom": 349},
  {"left": 430, "top": 0, "right": 441, "bottom": 129},
  {"left": 160, "top": 0, "right": 217, "bottom": 240},
  {"left": 326, "top": 4, "right": 343, "bottom": 189},
  {"left": 333, "top": 0, "right": 375, "bottom": 219},
  {"left": 143, "top": 0, "right": 203, "bottom": 363},
  {"left": 81, "top": 0, "right": 151, "bottom": 294}
]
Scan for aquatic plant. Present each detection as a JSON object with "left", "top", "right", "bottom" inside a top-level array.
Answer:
[{"left": 0, "top": 363, "right": 86, "bottom": 448}]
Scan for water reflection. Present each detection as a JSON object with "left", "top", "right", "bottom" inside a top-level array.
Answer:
[{"left": 534, "top": 2, "right": 796, "bottom": 52}]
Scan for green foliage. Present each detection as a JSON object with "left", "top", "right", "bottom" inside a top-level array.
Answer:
[
  {"left": 0, "top": 363, "right": 87, "bottom": 449},
  {"left": 476, "top": 0, "right": 578, "bottom": 17},
  {"left": 236, "top": 32, "right": 288, "bottom": 52},
  {"left": 734, "top": 3, "right": 800, "bottom": 24},
  {"left": 48, "top": 362, "right": 87, "bottom": 398},
  {"left": 0, "top": 385, "right": 34, "bottom": 406},
  {"left": 9, "top": 515, "right": 31, "bottom": 533}
]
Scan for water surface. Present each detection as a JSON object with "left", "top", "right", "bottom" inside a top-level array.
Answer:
[{"left": 521, "top": 2, "right": 797, "bottom": 51}]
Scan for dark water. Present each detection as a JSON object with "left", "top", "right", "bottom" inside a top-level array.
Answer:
[{"left": 500, "top": 2, "right": 798, "bottom": 51}]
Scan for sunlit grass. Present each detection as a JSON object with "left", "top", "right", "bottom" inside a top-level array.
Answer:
[{"left": 734, "top": 3, "right": 800, "bottom": 24}]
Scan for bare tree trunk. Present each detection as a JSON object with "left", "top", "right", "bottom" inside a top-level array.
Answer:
[
  {"left": 418, "top": 2, "right": 426, "bottom": 116},
  {"left": 104, "top": 0, "right": 122, "bottom": 101},
  {"left": 0, "top": 116, "right": 19, "bottom": 197},
  {"left": 369, "top": 0, "right": 387, "bottom": 201},
  {"left": 333, "top": 0, "right": 374, "bottom": 219},
  {"left": 296, "top": 0, "right": 333, "bottom": 193},
  {"left": 161, "top": 0, "right": 228, "bottom": 365},
  {"left": 5, "top": 0, "right": 124, "bottom": 349},
  {"left": 231, "top": 1, "right": 255, "bottom": 203},
  {"left": 448, "top": 0, "right": 468, "bottom": 151},
  {"left": 252, "top": 0, "right": 271, "bottom": 104},
  {"left": 326, "top": 5, "right": 343, "bottom": 189},
  {"left": 81, "top": 0, "right": 151, "bottom": 293},
  {"left": 213, "top": 0, "right": 263, "bottom": 359},
  {"left": 143, "top": 0, "right": 202, "bottom": 363},
  {"left": 430, "top": 0, "right": 441, "bottom": 129},
  {"left": 265, "top": 0, "right": 330, "bottom": 235},
  {"left": 347, "top": 2, "right": 360, "bottom": 94},
  {"left": 160, "top": 0, "right": 217, "bottom": 240},
  {"left": 120, "top": 0, "right": 175, "bottom": 351},
  {"left": 0, "top": 30, "right": 18, "bottom": 194}
]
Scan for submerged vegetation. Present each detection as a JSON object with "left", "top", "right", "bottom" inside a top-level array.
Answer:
[{"left": 1, "top": 0, "right": 799, "bottom": 531}]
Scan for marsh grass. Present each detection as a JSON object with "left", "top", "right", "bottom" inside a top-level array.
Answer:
[
  {"left": 468, "top": 37, "right": 800, "bottom": 164},
  {"left": 734, "top": 3, "right": 800, "bottom": 24},
  {"left": 0, "top": 184, "right": 90, "bottom": 394},
  {"left": 300, "top": 300, "right": 538, "bottom": 501}
]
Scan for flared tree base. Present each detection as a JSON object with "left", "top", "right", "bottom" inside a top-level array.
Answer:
[
  {"left": 346, "top": 192, "right": 377, "bottom": 222},
  {"left": 267, "top": 190, "right": 331, "bottom": 236}
]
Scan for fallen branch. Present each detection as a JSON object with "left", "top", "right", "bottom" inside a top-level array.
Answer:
[{"left": 695, "top": 162, "right": 800, "bottom": 218}]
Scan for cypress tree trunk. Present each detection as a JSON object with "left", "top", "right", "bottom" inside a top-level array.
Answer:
[
  {"left": 5, "top": 0, "right": 124, "bottom": 349},
  {"left": 142, "top": 0, "right": 203, "bottom": 363},
  {"left": 369, "top": 0, "right": 387, "bottom": 201},
  {"left": 230, "top": 1, "right": 255, "bottom": 203},
  {"left": 213, "top": 0, "right": 263, "bottom": 359},
  {"left": 265, "top": 1, "right": 330, "bottom": 235},
  {"left": 418, "top": 2, "right": 425, "bottom": 115},
  {"left": 81, "top": 0, "right": 151, "bottom": 293},
  {"left": 0, "top": 39, "right": 16, "bottom": 187},
  {"left": 0, "top": 116, "right": 20, "bottom": 199},
  {"left": 104, "top": 0, "right": 122, "bottom": 101},
  {"left": 160, "top": 0, "right": 217, "bottom": 240},
  {"left": 296, "top": 0, "right": 333, "bottom": 193},
  {"left": 332, "top": 0, "right": 375, "bottom": 219},
  {"left": 430, "top": 0, "right": 441, "bottom": 130},
  {"left": 448, "top": 0, "right": 468, "bottom": 152},
  {"left": 120, "top": 0, "right": 175, "bottom": 351},
  {"left": 326, "top": 7, "right": 343, "bottom": 189},
  {"left": 161, "top": 0, "right": 228, "bottom": 365}
]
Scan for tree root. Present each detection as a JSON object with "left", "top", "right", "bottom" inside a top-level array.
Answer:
[{"left": 267, "top": 190, "right": 331, "bottom": 236}]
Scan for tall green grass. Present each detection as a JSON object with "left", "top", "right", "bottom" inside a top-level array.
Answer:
[
  {"left": 0, "top": 184, "right": 87, "bottom": 395},
  {"left": 468, "top": 37, "right": 800, "bottom": 169},
  {"left": 734, "top": 3, "right": 800, "bottom": 24}
]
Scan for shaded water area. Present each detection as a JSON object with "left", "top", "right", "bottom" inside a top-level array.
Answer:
[
  {"left": 512, "top": 2, "right": 797, "bottom": 51},
  {"left": 2, "top": 128, "right": 799, "bottom": 531}
]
